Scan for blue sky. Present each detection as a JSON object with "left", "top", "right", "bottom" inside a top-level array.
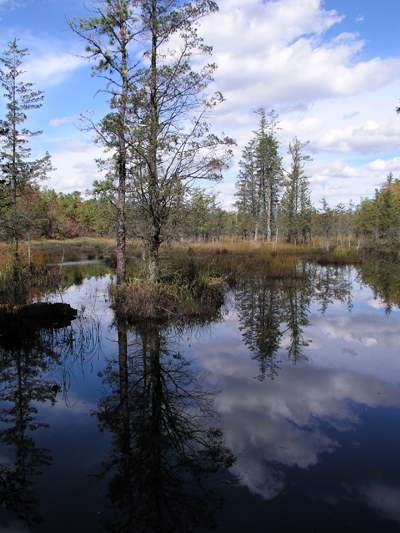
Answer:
[{"left": 1, "top": 0, "right": 400, "bottom": 209}]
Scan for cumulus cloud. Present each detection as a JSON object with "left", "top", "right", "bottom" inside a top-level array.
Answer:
[
  {"left": 56, "top": 140, "right": 92, "bottom": 153},
  {"left": 315, "top": 119, "right": 400, "bottom": 153},
  {"left": 46, "top": 144, "right": 104, "bottom": 194},
  {"left": 311, "top": 160, "right": 360, "bottom": 180},
  {"left": 207, "top": 357, "right": 400, "bottom": 500},
  {"left": 280, "top": 117, "right": 324, "bottom": 136},
  {"left": 360, "top": 484, "right": 400, "bottom": 523},
  {"left": 199, "top": 0, "right": 400, "bottom": 110},
  {"left": 366, "top": 157, "right": 400, "bottom": 173},
  {"left": 24, "top": 52, "right": 83, "bottom": 86},
  {"left": 311, "top": 313, "right": 400, "bottom": 352}
]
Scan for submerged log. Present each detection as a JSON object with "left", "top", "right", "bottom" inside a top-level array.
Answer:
[
  {"left": 0, "top": 303, "right": 78, "bottom": 350},
  {"left": 0, "top": 302, "right": 77, "bottom": 320}
]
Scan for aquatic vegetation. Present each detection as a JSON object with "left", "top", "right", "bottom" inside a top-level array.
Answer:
[{"left": 109, "top": 275, "right": 227, "bottom": 322}]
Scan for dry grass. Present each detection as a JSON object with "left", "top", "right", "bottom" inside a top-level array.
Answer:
[{"left": 110, "top": 275, "right": 227, "bottom": 322}]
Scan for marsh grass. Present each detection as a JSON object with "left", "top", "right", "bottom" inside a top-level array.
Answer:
[
  {"left": 0, "top": 237, "right": 364, "bottom": 309},
  {"left": 0, "top": 244, "right": 65, "bottom": 304},
  {"left": 32, "top": 237, "right": 115, "bottom": 263},
  {"left": 159, "top": 242, "right": 305, "bottom": 285},
  {"left": 110, "top": 275, "right": 227, "bottom": 322}
]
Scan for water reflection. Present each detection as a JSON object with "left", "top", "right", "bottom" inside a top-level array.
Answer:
[
  {"left": 357, "top": 255, "right": 400, "bottom": 313},
  {"left": 0, "top": 306, "right": 77, "bottom": 525},
  {"left": 197, "top": 261, "right": 400, "bottom": 526},
  {"left": 92, "top": 316, "right": 235, "bottom": 532},
  {"left": 0, "top": 304, "right": 100, "bottom": 527},
  {"left": 235, "top": 264, "right": 354, "bottom": 381},
  {"left": 1, "top": 258, "right": 400, "bottom": 531}
]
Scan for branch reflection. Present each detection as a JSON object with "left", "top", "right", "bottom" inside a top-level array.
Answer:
[
  {"left": 235, "top": 264, "right": 354, "bottom": 381},
  {"left": 0, "top": 305, "right": 77, "bottom": 526},
  {"left": 92, "top": 316, "right": 235, "bottom": 532}
]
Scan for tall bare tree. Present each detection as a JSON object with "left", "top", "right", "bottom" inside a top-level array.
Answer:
[
  {"left": 68, "top": 1, "right": 143, "bottom": 284},
  {"left": 70, "top": 0, "right": 233, "bottom": 282}
]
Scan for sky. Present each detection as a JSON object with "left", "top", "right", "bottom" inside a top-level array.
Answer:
[{"left": 0, "top": 0, "right": 399, "bottom": 210}]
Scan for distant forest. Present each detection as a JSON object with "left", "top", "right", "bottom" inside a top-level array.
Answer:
[{"left": 2, "top": 168, "right": 398, "bottom": 252}]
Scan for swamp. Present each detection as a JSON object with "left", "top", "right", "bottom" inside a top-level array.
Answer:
[{"left": 0, "top": 241, "right": 400, "bottom": 532}]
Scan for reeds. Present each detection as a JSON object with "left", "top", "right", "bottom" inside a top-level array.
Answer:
[{"left": 109, "top": 273, "right": 227, "bottom": 322}]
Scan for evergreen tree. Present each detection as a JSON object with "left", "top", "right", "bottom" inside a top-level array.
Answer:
[
  {"left": 235, "top": 109, "right": 282, "bottom": 240},
  {"left": 68, "top": 0, "right": 141, "bottom": 284},
  {"left": 0, "top": 39, "right": 52, "bottom": 257},
  {"left": 280, "top": 137, "right": 312, "bottom": 244}
]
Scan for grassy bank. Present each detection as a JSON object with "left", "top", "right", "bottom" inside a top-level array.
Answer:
[
  {"left": 111, "top": 240, "right": 360, "bottom": 321},
  {"left": 0, "top": 237, "right": 367, "bottom": 310}
]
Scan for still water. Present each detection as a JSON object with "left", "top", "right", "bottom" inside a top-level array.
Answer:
[{"left": 1, "top": 262, "right": 400, "bottom": 532}]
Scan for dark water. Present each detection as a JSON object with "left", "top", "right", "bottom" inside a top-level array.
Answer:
[{"left": 1, "top": 262, "right": 400, "bottom": 532}]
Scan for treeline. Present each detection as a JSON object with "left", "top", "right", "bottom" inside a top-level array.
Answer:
[{"left": 3, "top": 174, "right": 398, "bottom": 251}]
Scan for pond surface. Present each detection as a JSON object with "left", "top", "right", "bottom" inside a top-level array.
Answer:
[{"left": 1, "top": 262, "right": 400, "bottom": 532}]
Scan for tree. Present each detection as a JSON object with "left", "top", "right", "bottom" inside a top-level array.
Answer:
[
  {"left": 0, "top": 39, "right": 52, "bottom": 258},
  {"left": 280, "top": 137, "right": 312, "bottom": 244},
  {"left": 355, "top": 173, "right": 400, "bottom": 248},
  {"left": 235, "top": 109, "right": 282, "bottom": 241},
  {"left": 318, "top": 197, "right": 334, "bottom": 251},
  {"left": 70, "top": 0, "right": 233, "bottom": 281},
  {"left": 68, "top": 1, "right": 142, "bottom": 284}
]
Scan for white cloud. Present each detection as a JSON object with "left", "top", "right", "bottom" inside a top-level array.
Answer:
[
  {"left": 56, "top": 140, "right": 92, "bottom": 153},
  {"left": 199, "top": 0, "right": 400, "bottom": 111},
  {"left": 311, "top": 160, "right": 360, "bottom": 180},
  {"left": 49, "top": 114, "right": 80, "bottom": 127},
  {"left": 280, "top": 117, "right": 324, "bottom": 136},
  {"left": 311, "top": 313, "right": 400, "bottom": 352},
  {"left": 367, "top": 157, "right": 400, "bottom": 173},
  {"left": 343, "top": 111, "right": 359, "bottom": 119},
  {"left": 315, "top": 119, "right": 400, "bottom": 154},
  {"left": 208, "top": 356, "right": 400, "bottom": 500},
  {"left": 355, "top": 15, "right": 364, "bottom": 23},
  {"left": 46, "top": 144, "right": 105, "bottom": 194},
  {"left": 361, "top": 484, "right": 400, "bottom": 524},
  {"left": 24, "top": 52, "right": 83, "bottom": 86}
]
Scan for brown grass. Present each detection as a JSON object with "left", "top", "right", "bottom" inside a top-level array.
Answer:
[{"left": 109, "top": 276, "right": 226, "bottom": 322}]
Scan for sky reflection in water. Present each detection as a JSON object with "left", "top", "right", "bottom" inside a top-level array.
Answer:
[{"left": 1, "top": 264, "right": 400, "bottom": 532}]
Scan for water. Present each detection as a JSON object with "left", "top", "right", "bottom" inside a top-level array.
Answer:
[{"left": 1, "top": 262, "right": 400, "bottom": 532}]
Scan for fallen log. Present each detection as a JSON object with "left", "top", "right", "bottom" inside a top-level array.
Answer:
[
  {"left": 0, "top": 302, "right": 77, "bottom": 320},
  {"left": 0, "top": 303, "right": 78, "bottom": 350}
]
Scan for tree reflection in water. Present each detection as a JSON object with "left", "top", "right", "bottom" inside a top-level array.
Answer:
[
  {"left": 0, "top": 306, "right": 99, "bottom": 526},
  {"left": 356, "top": 255, "right": 400, "bottom": 314},
  {"left": 92, "top": 316, "right": 235, "bottom": 533},
  {"left": 236, "top": 264, "right": 354, "bottom": 381}
]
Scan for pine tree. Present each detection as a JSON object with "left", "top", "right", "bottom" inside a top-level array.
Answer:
[
  {"left": 280, "top": 137, "right": 312, "bottom": 244},
  {"left": 0, "top": 39, "right": 52, "bottom": 257},
  {"left": 68, "top": 1, "right": 141, "bottom": 284},
  {"left": 235, "top": 109, "right": 282, "bottom": 240}
]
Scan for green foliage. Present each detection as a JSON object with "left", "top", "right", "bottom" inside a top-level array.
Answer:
[
  {"left": 279, "top": 137, "right": 312, "bottom": 244},
  {"left": 235, "top": 109, "right": 282, "bottom": 240},
  {"left": 355, "top": 173, "right": 400, "bottom": 248},
  {"left": 0, "top": 39, "right": 53, "bottom": 252}
]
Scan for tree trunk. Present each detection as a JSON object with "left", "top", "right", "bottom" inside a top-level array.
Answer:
[{"left": 148, "top": 233, "right": 160, "bottom": 281}]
